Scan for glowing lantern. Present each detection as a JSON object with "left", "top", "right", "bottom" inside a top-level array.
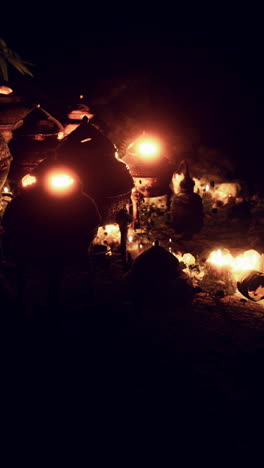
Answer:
[
  {"left": 0, "top": 85, "right": 13, "bottom": 95},
  {"left": 49, "top": 173, "right": 74, "bottom": 189},
  {"left": 21, "top": 174, "right": 37, "bottom": 188},
  {"left": 43, "top": 167, "right": 77, "bottom": 196},
  {"left": 123, "top": 134, "right": 172, "bottom": 191},
  {"left": 134, "top": 139, "right": 161, "bottom": 161}
]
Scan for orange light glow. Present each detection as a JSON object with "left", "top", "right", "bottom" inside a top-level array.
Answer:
[
  {"left": 136, "top": 139, "right": 161, "bottom": 160},
  {"left": 213, "top": 183, "right": 240, "bottom": 204},
  {"left": 57, "top": 131, "right": 64, "bottom": 140},
  {"left": 81, "top": 138, "right": 92, "bottom": 143},
  {"left": 49, "top": 173, "right": 74, "bottom": 189},
  {"left": 207, "top": 248, "right": 262, "bottom": 280},
  {"left": 43, "top": 167, "right": 78, "bottom": 196},
  {"left": 126, "top": 134, "right": 162, "bottom": 162},
  {"left": 67, "top": 110, "right": 94, "bottom": 121},
  {"left": 138, "top": 142, "right": 158, "bottom": 156},
  {"left": 22, "top": 174, "right": 37, "bottom": 187},
  {"left": 0, "top": 85, "right": 13, "bottom": 95},
  {"left": 64, "top": 123, "right": 79, "bottom": 136},
  {"left": 95, "top": 224, "right": 121, "bottom": 245}
]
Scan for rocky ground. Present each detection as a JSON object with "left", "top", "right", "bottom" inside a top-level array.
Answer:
[{"left": 1, "top": 201, "right": 264, "bottom": 461}]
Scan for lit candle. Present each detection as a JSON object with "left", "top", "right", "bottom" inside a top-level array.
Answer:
[{"left": 2, "top": 186, "right": 13, "bottom": 198}]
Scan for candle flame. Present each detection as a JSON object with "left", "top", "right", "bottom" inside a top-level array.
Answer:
[{"left": 207, "top": 249, "right": 262, "bottom": 279}]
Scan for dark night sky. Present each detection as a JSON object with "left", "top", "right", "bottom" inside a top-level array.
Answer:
[{"left": 2, "top": 5, "right": 264, "bottom": 184}]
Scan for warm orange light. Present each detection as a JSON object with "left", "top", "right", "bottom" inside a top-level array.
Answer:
[
  {"left": 136, "top": 140, "right": 160, "bottom": 160},
  {"left": 67, "top": 110, "right": 94, "bottom": 120},
  {"left": 207, "top": 248, "right": 262, "bottom": 280},
  {"left": 22, "top": 174, "right": 37, "bottom": 187},
  {"left": 0, "top": 85, "right": 13, "bottom": 95},
  {"left": 57, "top": 131, "right": 64, "bottom": 140},
  {"left": 64, "top": 123, "right": 78, "bottom": 136},
  {"left": 49, "top": 173, "right": 74, "bottom": 190},
  {"left": 81, "top": 138, "right": 92, "bottom": 143},
  {"left": 94, "top": 224, "right": 121, "bottom": 245}
]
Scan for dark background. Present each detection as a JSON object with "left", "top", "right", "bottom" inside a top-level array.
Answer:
[{"left": 2, "top": 4, "right": 264, "bottom": 187}]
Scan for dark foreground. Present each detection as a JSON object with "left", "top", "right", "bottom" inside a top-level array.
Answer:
[{"left": 1, "top": 249, "right": 264, "bottom": 464}]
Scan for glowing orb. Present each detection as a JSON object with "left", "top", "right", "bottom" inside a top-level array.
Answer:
[
  {"left": 49, "top": 173, "right": 74, "bottom": 190},
  {"left": 21, "top": 174, "right": 37, "bottom": 187}
]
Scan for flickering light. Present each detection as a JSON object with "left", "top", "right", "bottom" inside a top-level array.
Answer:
[
  {"left": 206, "top": 248, "right": 262, "bottom": 281},
  {"left": 207, "top": 249, "right": 233, "bottom": 267},
  {"left": 205, "top": 184, "right": 210, "bottom": 192},
  {"left": 50, "top": 173, "right": 74, "bottom": 189},
  {"left": 95, "top": 224, "right": 121, "bottom": 245},
  {"left": 43, "top": 167, "right": 78, "bottom": 196},
  {"left": 57, "top": 131, "right": 64, "bottom": 140},
  {"left": 137, "top": 140, "right": 160, "bottom": 160},
  {"left": 0, "top": 85, "right": 13, "bottom": 95},
  {"left": 21, "top": 174, "right": 37, "bottom": 187}
]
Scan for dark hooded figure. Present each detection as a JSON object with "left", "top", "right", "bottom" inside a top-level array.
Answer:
[
  {"left": 170, "top": 160, "right": 204, "bottom": 239},
  {"left": 55, "top": 116, "right": 134, "bottom": 209},
  {"left": 2, "top": 164, "right": 101, "bottom": 264},
  {"left": 1, "top": 162, "right": 101, "bottom": 304}
]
